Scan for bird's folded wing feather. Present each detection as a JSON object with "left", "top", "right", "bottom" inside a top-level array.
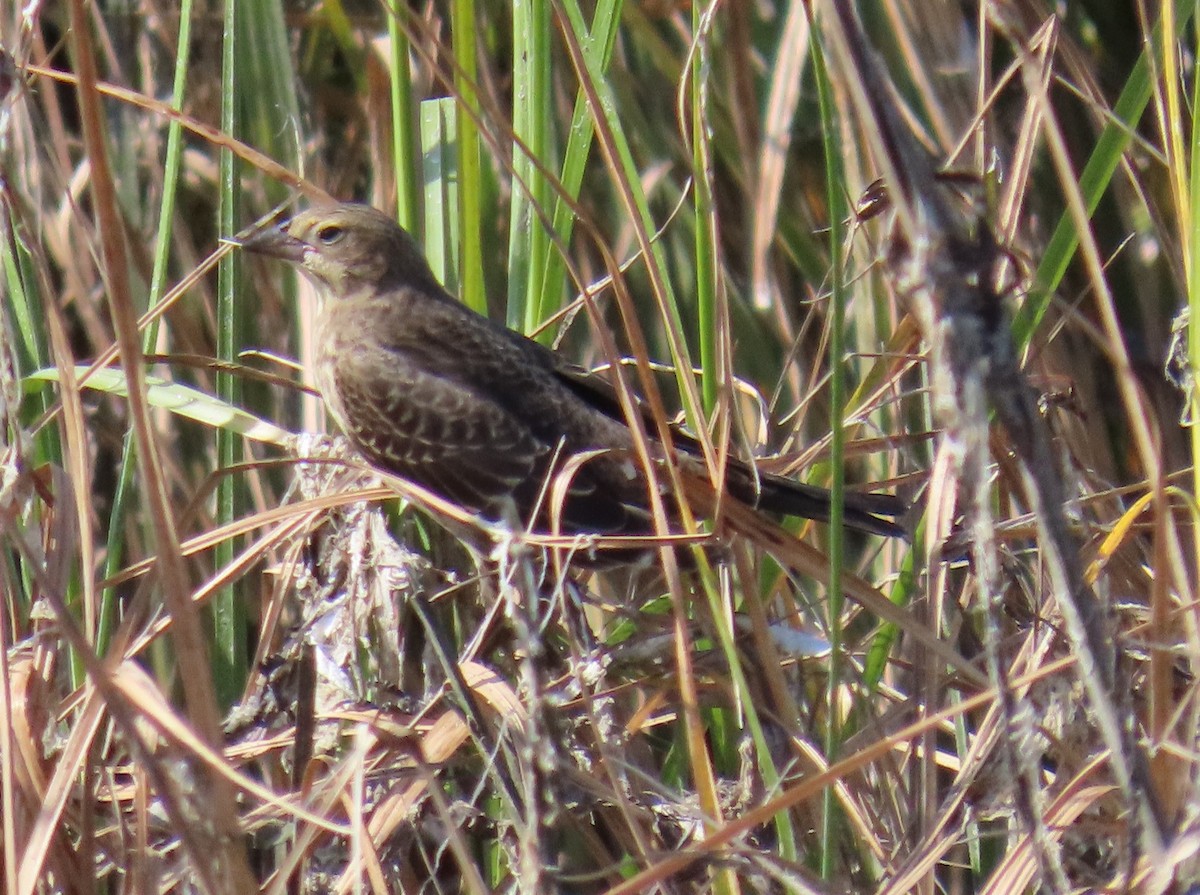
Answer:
[
  {"left": 330, "top": 343, "right": 546, "bottom": 516},
  {"left": 329, "top": 334, "right": 644, "bottom": 534}
]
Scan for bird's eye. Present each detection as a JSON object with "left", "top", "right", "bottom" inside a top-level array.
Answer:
[{"left": 317, "top": 224, "right": 344, "bottom": 245}]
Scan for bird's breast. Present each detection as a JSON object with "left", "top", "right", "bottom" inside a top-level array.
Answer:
[{"left": 313, "top": 306, "right": 365, "bottom": 435}]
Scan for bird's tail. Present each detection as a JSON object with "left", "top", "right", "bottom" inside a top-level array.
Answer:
[{"left": 727, "top": 466, "right": 908, "bottom": 539}]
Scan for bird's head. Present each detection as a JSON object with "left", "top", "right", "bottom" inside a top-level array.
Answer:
[{"left": 243, "top": 203, "right": 439, "bottom": 295}]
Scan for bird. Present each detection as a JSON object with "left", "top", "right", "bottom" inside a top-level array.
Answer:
[{"left": 242, "top": 203, "right": 906, "bottom": 553}]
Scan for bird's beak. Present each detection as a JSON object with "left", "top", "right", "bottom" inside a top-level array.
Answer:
[{"left": 241, "top": 222, "right": 307, "bottom": 263}]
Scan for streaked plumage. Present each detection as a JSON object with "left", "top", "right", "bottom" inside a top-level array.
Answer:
[{"left": 244, "top": 203, "right": 906, "bottom": 543}]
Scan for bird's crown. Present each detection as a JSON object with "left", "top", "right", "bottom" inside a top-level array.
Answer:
[{"left": 245, "top": 203, "right": 439, "bottom": 295}]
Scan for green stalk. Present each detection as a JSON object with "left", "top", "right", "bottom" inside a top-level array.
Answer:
[
  {"left": 692, "top": 5, "right": 718, "bottom": 414},
  {"left": 1188, "top": 11, "right": 1200, "bottom": 684},
  {"left": 387, "top": 3, "right": 419, "bottom": 231},
  {"left": 509, "top": 0, "right": 553, "bottom": 333},
  {"left": 1013, "top": 0, "right": 1195, "bottom": 347},
  {"left": 810, "top": 21, "right": 847, "bottom": 880},
  {"left": 213, "top": 0, "right": 245, "bottom": 705},
  {"left": 538, "top": 0, "right": 622, "bottom": 335},
  {"left": 97, "top": 0, "right": 196, "bottom": 658},
  {"left": 421, "top": 98, "right": 461, "bottom": 291},
  {"left": 451, "top": 0, "right": 487, "bottom": 316}
]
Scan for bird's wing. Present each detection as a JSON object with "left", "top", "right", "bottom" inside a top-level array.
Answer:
[
  {"left": 544, "top": 355, "right": 626, "bottom": 418},
  {"left": 544, "top": 354, "right": 708, "bottom": 455},
  {"left": 330, "top": 342, "right": 548, "bottom": 518},
  {"left": 329, "top": 338, "right": 644, "bottom": 535}
]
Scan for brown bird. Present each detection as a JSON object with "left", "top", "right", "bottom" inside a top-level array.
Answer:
[{"left": 243, "top": 203, "right": 906, "bottom": 548}]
